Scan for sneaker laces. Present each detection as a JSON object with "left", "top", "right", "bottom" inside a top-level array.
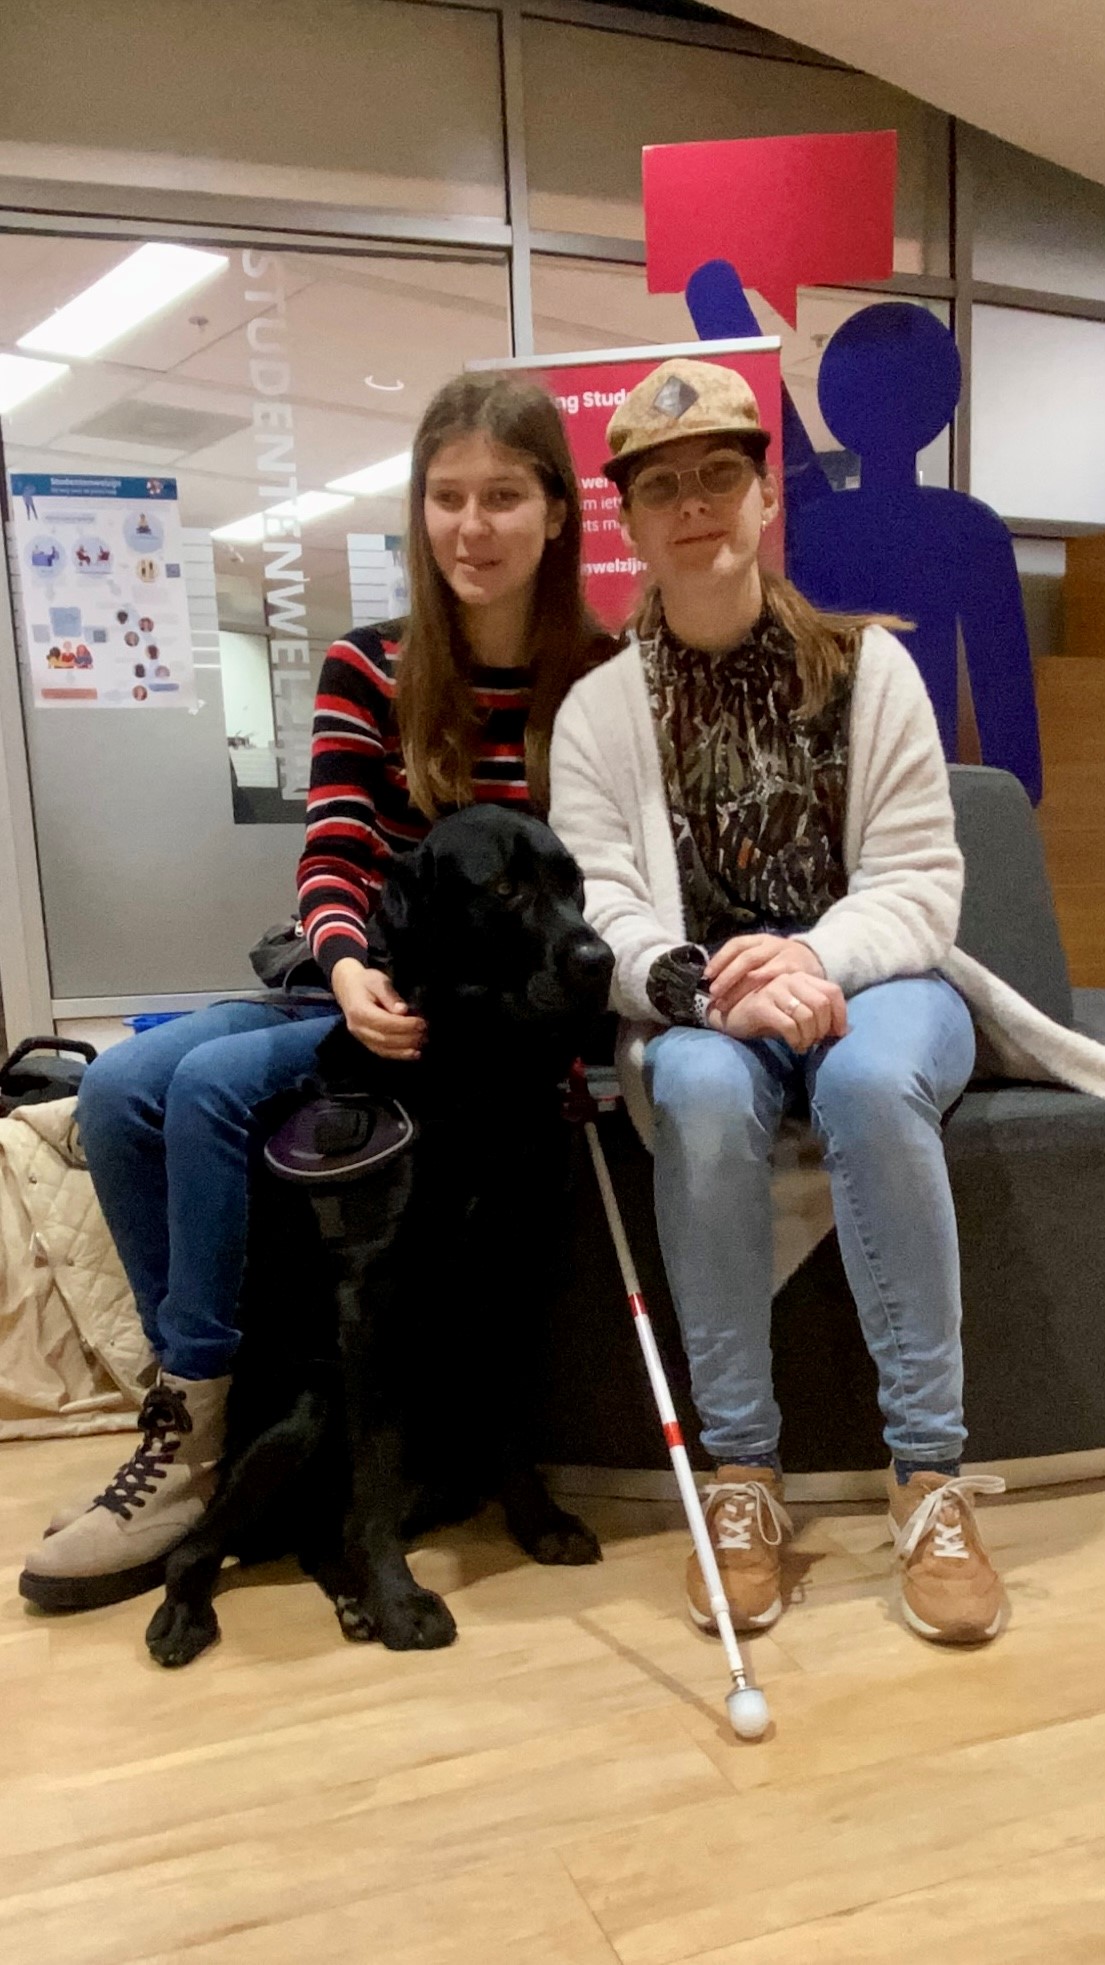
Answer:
[
  {"left": 894, "top": 1474, "right": 1005, "bottom": 1563},
  {"left": 93, "top": 1383, "right": 192, "bottom": 1521},
  {"left": 705, "top": 1479, "right": 793, "bottom": 1553}
]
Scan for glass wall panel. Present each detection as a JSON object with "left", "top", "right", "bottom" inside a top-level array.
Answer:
[
  {"left": 523, "top": 19, "right": 949, "bottom": 275},
  {"left": 532, "top": 257, "right": 696, "bottom": 355},
  {"left": 0, "top": 0, "right": 506, "bottom": 218},
  {"left": 971, "top": 306, "right": 1105, "bottom": 524},
  {"left": 0, "top": 234, "right": 511, "bottom": 998},
  {"left": 972, "top": 129, "right": 1105, "bottom": 302},
  {"left": 775, "top": 288, "right": 951, "bottom": 490}
]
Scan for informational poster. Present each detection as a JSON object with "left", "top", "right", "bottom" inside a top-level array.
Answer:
[
  {"left": 470, "top": 337, "right": 782, "bottom": 631},
  {"left": 8, "top": 473, "right": 196, "bottom": 708}
]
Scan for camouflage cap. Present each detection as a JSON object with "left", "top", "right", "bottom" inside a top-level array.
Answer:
[{"left": 603, "top": 357, "right": 768, "bottom": 487}]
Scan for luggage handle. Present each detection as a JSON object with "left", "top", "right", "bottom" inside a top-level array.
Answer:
[{"left": 0, "top": 1035, "right": 98, "bottom": 1083}]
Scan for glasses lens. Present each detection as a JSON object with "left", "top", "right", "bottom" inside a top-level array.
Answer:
[
  {"left": 634, "top": 470, "right": 681, "bottom": 510},
  {"left": 698, "top": 456, "right": 751, "bottom": 496}
]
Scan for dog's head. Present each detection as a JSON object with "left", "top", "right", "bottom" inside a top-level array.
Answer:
[{"left": 377, "top": 807, "right": 613, "bottom": 1035}]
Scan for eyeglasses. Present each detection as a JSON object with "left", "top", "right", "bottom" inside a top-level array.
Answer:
[{"left": 629, "top": 450, "right": 756, "bottom": 512}]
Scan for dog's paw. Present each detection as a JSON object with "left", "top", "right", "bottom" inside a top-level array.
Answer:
[
  {"left": 145, "top": 1598, "right": 220, "bottom": 1668},
  {"left": 376, "top": 1587, "right": 458, "bottom": 1651},
  {"left": 334, "top": 1593, "right": 377, "bottom": 1643},
  {"left": 525, "top": 1512, "right": 603, "bottom": 1567}
]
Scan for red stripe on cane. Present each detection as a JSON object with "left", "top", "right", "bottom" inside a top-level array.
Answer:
[
  {"left": 663, "top": 1420, "right": 684, "bottom": 1448},
  {"left": 629, "top": 1293, "right": 647, "bottom": 1320}
]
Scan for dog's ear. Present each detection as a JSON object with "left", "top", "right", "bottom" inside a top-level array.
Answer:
[{"left": 377, "top": 841, "right": 435, "bottom": 950}]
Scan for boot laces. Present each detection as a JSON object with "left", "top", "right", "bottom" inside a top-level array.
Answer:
[
  {"left": 94, "top": 1384, "right": 192, "bottom": 1521},
  {"left": 895, "top": 1474, "right": 1005, "bottom": 1563},
  {"left": 705, "top": 1479, "right": 792, "bottom": 1553}
]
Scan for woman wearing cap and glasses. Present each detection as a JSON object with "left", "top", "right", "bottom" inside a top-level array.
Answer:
[{"left": 549, "top": 357, "right": 1007, "bottom": 1649}]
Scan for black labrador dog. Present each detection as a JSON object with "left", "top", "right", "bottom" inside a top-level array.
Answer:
[{"left": 145, "top": 807, "right": 614, "bottom": 1667}]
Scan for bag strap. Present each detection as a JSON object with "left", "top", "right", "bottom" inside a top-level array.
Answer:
[{"left": 0, "top": 1036, "right": 97, "bottom": 1085}]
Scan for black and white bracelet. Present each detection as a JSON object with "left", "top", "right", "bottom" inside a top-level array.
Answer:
[{"left": 691, "top": 989, "right": 714, "bottom": 1029}]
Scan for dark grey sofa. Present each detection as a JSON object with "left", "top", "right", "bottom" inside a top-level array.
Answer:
[{"left": 540, "top": 766, "right": 1105, "bottom": 1474}]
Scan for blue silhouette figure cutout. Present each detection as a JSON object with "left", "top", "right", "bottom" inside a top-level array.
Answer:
[
  {"left": 685, "top": 261, "right": 834, "bottom": 536},
  {"left": 788, "top": 302, "right": 1042, "bottom": 801}
]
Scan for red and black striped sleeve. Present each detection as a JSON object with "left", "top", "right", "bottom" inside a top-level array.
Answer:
[
  {"left": 296, "top": 622, "right": 537, "bottom": 984},
  {"left": 295, "top": 625, "right": 430, "bottom": 983}
]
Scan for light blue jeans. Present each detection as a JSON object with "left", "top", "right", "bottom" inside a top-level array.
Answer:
[
  {"left": 643, "top": 976, "right": 976, "bottom": 1467},
  {"left": 77, "top": 1000, "right": 340, "bottom": 1380}
]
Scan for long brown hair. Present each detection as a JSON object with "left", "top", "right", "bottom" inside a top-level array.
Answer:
[
  {"left": 629, "top": 448, "right": 908, "bottom": 717},
  {"left": 397, "top": 373, "right": 603, "bottom": 817}
]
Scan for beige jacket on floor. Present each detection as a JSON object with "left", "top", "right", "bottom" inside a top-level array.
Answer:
[{"left": 0, "top": 1097, "right": 154, "bottom": 1441}]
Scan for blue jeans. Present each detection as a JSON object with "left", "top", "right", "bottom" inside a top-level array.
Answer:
[
  {"left": 643, "top": 976, "right": 976, "bottom": 1467},
  {"left": 77, "top": 1000, "right": 340, "bottom": 1379}
]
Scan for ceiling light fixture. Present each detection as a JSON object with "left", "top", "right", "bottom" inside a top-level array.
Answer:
[
  {"left": 364, "top": 376, "right": 405, "bottom": 393},
  {"left": 212, "top": 489, "right": 354, "bottom": 545},
  {"left": 327, "top": 450, "right": 412, "bottom": 497},
  {"left": 18, "top": 244, "right": 228, "bottom": 360},
  {"left": 0, "top": 351, "right": 70, "bottom": 414}
]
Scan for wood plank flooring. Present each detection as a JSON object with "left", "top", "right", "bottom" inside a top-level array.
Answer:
[{"left": 3, "top": 1436, "right": 1105, "bottom": 1964}]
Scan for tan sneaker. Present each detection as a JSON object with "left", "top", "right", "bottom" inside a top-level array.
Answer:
[
  {"left": 687, "top": 1465, "right": 792, "bottom": 1634},
  {"left": 19, "top": 1373, "right": 230, "bottom": 1613},
  {"left": 888, "top": 1470, "right": 1007, "bottom": 1644}
]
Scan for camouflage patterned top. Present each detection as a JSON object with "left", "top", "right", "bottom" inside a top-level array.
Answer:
[{"left": 642, "top": 605, "right": 854, "bottom": 963}]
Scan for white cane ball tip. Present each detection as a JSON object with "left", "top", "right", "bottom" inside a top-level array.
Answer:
[{"left": 726, "top": 1687, "right": 770, "bottom": 1739}]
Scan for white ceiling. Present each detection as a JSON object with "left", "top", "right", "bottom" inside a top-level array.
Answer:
[{"left": 712, "top": 1, "right": 1105, "bottom": 187}]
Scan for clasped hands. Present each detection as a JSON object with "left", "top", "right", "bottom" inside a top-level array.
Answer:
[{"left": 703, "top": 934, "right": 847, "bottom": 1053}]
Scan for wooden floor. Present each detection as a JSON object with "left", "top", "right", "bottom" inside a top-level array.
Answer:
[{"left": 3, "top": 1439, "right": 1105, "bottom": 1964}]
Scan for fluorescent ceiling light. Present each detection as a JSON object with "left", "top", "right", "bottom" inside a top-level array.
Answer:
[
  {"left": 0, "top": 351, "right": 70, "bottom": 413},
  {"left": 212, "top": 489, "right": 354, "bottom": 545},
  {"left": 18, "top": 244, "right": 227, "bottom": 359},
  {"left": 327, "top": 450, "right": 412, "bottom": 497}
]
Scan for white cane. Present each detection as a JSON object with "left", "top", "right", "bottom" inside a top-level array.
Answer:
[{"left": 583, "top": 1119, "right": 771, "bottom": 1740}]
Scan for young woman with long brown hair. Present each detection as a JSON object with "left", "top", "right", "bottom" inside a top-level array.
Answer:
[
  {"left": 24, "top": 373, "right": 610, "bottom": 1614},
  {"left": 550, "top": 356, "right": 1008, "bottom": 1651}
]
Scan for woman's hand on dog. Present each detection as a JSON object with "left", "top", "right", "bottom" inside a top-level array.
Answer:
[
  {"left": 709, "top": 970, "right": 847, "bottom": 1053},
  {"left": 331, "top": 959, "right": 427, "bottom": 1060}
]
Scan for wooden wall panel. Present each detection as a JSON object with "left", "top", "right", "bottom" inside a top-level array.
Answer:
[
  {"left": 1064, "top": 535, "right": 1105, "bottom": 661},
  {"left": 1034, "top": 656, "right": 1105, "bottom": 986}
]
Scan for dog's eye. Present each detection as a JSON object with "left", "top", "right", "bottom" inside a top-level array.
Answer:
[{"left": 494, "top": 876, "right": 516, "bottom": 899}]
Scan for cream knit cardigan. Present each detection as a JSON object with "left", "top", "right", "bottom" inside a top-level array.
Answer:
[{"left": 550, "top": 626, "right": 1105, "bottom": 1142}]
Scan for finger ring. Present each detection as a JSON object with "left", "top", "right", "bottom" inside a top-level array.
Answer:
[{"left": 787, "top": 997, "right": 803, "bottom": 1014}]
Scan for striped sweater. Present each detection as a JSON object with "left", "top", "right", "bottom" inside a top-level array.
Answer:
[{"left": 295, "top": 623, "right": 533, "bottom": 982}]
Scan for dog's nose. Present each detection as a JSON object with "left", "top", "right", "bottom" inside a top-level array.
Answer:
[{"left": 560, "top": 935, "right": 614, "bottom": 993}]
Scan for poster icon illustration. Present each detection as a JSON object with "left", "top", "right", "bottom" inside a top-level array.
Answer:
[
  {"left": 73, "top": 535, "right": 113, "bottom": 574},
  {"left": 28, "top": 537, "right": 63, "bottom": 575},
  {"left": 125, "top": 509, "right": 164, "bottom": 552}
]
